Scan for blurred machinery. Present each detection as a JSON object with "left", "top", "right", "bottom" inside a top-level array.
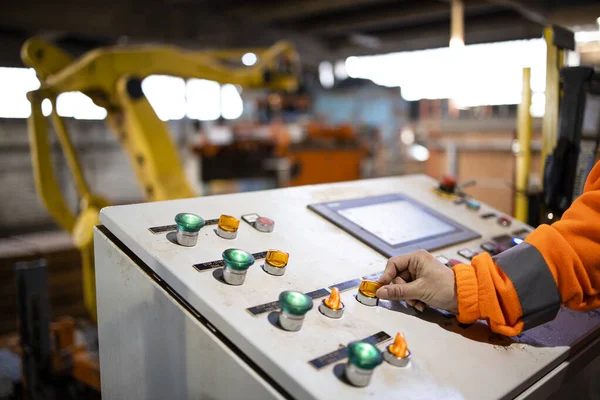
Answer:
[
  {"left": 193, "top": 97, "right": 372, "bottom": 191},
  {"left": 543, "top": 66, "right": 600, "bottom": 218},
  {"left": 19, "top": 38, "right": 300, "bottom": 394},
  {"left": 515, "top": 25, "right": 600, "bottom": 226},
  {"left": 16, "top": 260, "right": 100, "bottom": 399},
  {"left": 21, "top": 38, "right": 300, "bottom": 321},
  {"left": 288, "top": 122, "right": 370, "bottom": 186}
]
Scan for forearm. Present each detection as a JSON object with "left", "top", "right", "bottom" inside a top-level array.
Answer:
[{"left": 454, "top": 161, "right": 600, "bottom": 335}]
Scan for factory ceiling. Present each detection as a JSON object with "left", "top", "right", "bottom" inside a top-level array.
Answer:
[{"left": 0, "top": 0, "right": 599, "bottom": 67}]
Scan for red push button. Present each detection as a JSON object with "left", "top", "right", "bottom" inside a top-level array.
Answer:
[
  {"left": 496, "top": 244, "right": 510, "bottom": 253},
  {"left": 439, "top": 175, "right": 457, "bottom": 194},
  {"left": 255, "top": 217, "right": 275, "bottom": 233},
  {"left": 447, "top": 259, "right": 461, "bottom": 267},
  {"left": 497, "top": 216, "right": 512, "bottom": 227}
]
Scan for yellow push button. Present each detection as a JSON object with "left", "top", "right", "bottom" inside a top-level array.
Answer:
[
  {"left": 263, "top": 250, "right": 289, "bottom": 276},
  {"left": 266, "top": 250, "right": 289, "bottom": 268},
  {"left": 217, "top": 215, "right": 240, "bottom": 239}
]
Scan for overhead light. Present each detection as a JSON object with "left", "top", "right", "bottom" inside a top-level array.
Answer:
[
  {"left": 41, "top": 99, "right": 52, "bottom": 117},
  {"left": 319, "top": 61, "right": 335, "bottom": 89},
  {"left": 141, "top": 75, "right": 185, "bottom": 121},
  {"left": 345, "top": 39, "right": 546, "bottom": 107},
  {"left": 186, "top": 79, "right": 220, "bottom": 121},
  {"left": 400, "top": 128, "right": 415, "bottom": 145},
  {"left": 221, "top": 84, "right": 243, "bottom": 120},
  {"left": 0, "top": 67, "right": 40, "bottom": 118},
  {"left": 334, "top": 60, "right": 348, "bottom": 80},
  {"left": 408, "top": 144, "right": 430, "bottom": 162},
  {"left": 241, "top": 52, "right": 258, "bottom": 66},
  {"left": 574, "top": 30, "right": 600, "bottom": 43},
  {"left": 56, "top": 92, "right": 107, "bottom": 120},
  {"left": 530, "top": 92, "right": 545, "bottom": 118}
]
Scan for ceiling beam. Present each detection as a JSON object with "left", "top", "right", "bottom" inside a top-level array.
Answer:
[
  {"left": 482, "top": 0, "right": 548, "bottom": 25},
  {"left": 0, "top": 0, "right": 333, "bottom": 67},
  {"left": 332, "top": 12, "right": 542, "bottom": 57},
  {"left": 548, "top": 3, "right": 600, "bottom": 27},
  {"left": 297, "top": 0, "right": 497, "bottom": 35},
  {"left": 228, "top": 0, "right": 395, "bottom": 24}
]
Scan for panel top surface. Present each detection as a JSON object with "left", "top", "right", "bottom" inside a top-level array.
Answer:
[{"left": 99, "top": 174, "right": 599, "bottom": 400}]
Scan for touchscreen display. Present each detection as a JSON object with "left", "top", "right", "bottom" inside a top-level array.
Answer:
[{"left": 338, "top": 200, "right": 455, "bottom": 246}]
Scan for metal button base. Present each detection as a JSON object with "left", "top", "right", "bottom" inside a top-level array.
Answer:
[
  {"left": 318, "top": 301, "right": 345, "bottom": 319},
  {"left": 263, "top": 263, "right": 286, "bottom": 276},
  {"left": 345, "top": 362, "right": 374, "bottom": 387},
  {"left": 356, "top": 291, "right": 379, "bottom": 307},
  {"left": 384, "top": 348, "right": 411, "bottom": 367},
  {"left": 278, "top": 310, "right": 305, "bottom": 331},
  {"left": 223, "top": 266, "right": 247, "bottom": 286},
  {"left": 216, "top": 226, "right": 238, "bottom": 239},
  {"left": 176, "top": 229, "right": 199, "bottom": 247}
]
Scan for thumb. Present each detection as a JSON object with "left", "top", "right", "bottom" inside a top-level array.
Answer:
[{"left": 376, "top": 280, "right": 423, "bottom": 301}]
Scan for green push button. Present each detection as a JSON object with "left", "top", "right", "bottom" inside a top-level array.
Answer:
[
  {"left": 279, "top": 291, "right": 313, "bottom": 316},
  {"left": 222, "top": 249, "right": 255, "bottom": 271},
  {"left": 175, "top": 213, "right": 205, "bottom": 232},
  {"left": 347, "top": 341, "right": 383, "bottom": 370}
]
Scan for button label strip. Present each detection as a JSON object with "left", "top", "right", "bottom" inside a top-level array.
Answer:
[
  {"left": 245, "top": 272, "right": 382, "bottom": 316},
  {"left": 308, "top": 331, "right": 392, "bottom": 370},
  {"left": 246, "top": 288, "right": 331, "bottom": 316},
  {"left": 329, "top": 278, "right": 362, "bottom": 293},
  {"left": 149, "top": 219, "right": 219, "bottom": 234}
]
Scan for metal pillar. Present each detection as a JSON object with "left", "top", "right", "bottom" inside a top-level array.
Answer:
[
  {"left": 15, "top": 260, "right": 51, "bottom": 400},
  {"left": 515, "top": 68, "right": 532, "bottom": 223}
]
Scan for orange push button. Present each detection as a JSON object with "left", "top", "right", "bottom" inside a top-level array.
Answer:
[
  {"left": 384, "top": 333, "right": 411, "bottom": 367},
  {"left": 356, "top": 281, "right": 382, "bottom": 306},
  {"left": 319, "top": 287, "right": 345, "bottom": 319}
]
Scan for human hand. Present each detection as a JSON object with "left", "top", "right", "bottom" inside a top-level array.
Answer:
[{"left": 376, "top": 250, "right": 458, "bottom": 313}]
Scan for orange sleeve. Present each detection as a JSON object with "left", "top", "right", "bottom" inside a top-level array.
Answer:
[{"left": 454, "top": 161, "right": 600, "bottom": 335}]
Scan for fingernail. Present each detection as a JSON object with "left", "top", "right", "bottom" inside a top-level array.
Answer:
[
  {"left": 376, "top": 287, "right": 388, "bottom": 299},
  {"left": 416, "top": 303, "right": 425, "bottom": 312}
]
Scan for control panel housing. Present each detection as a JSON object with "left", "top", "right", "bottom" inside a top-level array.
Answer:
[{"left": 95, "top": 174, "right": 600, "bottom": 400}]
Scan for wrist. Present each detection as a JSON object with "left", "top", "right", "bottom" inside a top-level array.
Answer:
[{"left": 453, "top": 264, "right": 479, "bottom": 323}]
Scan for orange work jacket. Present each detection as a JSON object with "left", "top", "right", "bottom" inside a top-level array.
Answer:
[{"left": 454, "top": 161, "right": 600, "bottom": 335}]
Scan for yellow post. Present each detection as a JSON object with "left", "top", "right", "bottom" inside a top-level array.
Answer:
[
  {"left": 515, "top": 68, "right": 532, "bottom": 223},
  {"left": 540, "top": 27, "right": 565, "bottom": 180},
  {"left": 450, "top": 0, "right": 464, "bottom": 48}
]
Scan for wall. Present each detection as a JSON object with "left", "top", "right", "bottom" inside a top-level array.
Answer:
[
  {"left": 423, "top": 119, "right": 543, "bottom": 215},
  {"left": 313, "top": 80, "right": 408, "bottom": 142},
  {"left": 0, "top": 118, "right": 191, "bottom": 236}
]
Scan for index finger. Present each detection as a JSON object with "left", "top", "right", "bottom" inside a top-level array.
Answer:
[{"left": 377, "top": 253, "right": 412, "bottom": 284}]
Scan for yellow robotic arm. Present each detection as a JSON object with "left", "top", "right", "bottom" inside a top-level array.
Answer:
[{"left": 22, "top": 38, "right": 300, "bottom": 319}]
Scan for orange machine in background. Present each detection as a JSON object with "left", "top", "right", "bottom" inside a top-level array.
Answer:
[
  {"left": 192, "top": 121, "right": 373, "bottom": 191},
  {"left": 289, "top": 122, "right": 368, "bottom": 186}
]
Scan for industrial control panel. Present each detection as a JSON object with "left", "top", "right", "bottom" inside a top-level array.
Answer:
[{"left": 94, "top": 174, "right": 600, "bottom": 400}]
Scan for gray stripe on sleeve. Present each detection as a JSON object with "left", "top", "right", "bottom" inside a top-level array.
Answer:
[{"left": 493, "top": 243, "right": 561, "bottom": 330}]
